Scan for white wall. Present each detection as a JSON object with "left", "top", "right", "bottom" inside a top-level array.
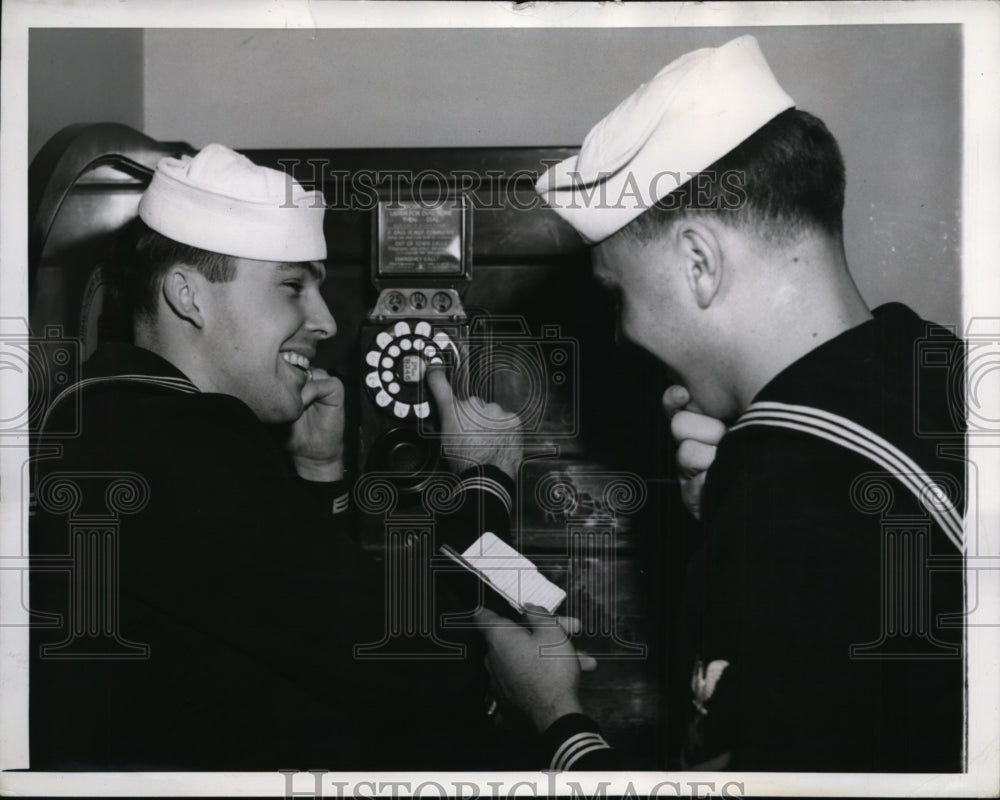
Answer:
[
  {"left": 142, "top": 25, "right": 962, "bottom": 326},
  {"left": 29, "top": 29, "right": 144, "bottom": 161},
  {"left": 28, "top": 25, "right": 962, "bottom": 326}
]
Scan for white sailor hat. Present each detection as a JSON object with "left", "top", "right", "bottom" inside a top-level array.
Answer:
[
  {"left": 138, "top": 143, "right": 327, "bottom": 262},
  {"left": 535, "top": 35, "right": 795, "bottom": 244}
]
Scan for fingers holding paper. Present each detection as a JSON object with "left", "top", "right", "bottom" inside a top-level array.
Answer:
[{"left": 474, "top": 605, "right": 595, "bottom": 732}]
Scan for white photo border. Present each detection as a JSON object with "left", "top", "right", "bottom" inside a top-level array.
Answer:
[{"left": 2, "top": 1, "right": 998, "bottom": 797}]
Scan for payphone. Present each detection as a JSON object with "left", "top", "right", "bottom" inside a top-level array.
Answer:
[{"left": 358, "top": 194, "right": 472, "bottom": 540}]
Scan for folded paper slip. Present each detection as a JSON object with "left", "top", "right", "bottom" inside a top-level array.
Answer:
[{"left": 441, "top": 532, "right": 566, "bottom": 614}]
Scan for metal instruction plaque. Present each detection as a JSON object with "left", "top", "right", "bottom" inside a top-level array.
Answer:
[{"left": 375, "top": 198, "right": 470, "bottom": 279}]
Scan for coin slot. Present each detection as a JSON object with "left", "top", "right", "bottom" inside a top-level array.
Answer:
[
  {"left": 386, "top": 292, "right": 406, "bottom": 313},
  {"left": 431, "top": 292, "right": 453, "bottom": 313}
]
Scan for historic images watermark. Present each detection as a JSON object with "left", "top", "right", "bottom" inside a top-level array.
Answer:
[
  {"left": 843, "top": 317, "right": 1000, "bottom": 660},
  {"left": 279, "top": 770, "right": 746, "bottom": 799},
  {"left": 351, "top": 466, "right": 649, "bottom": 663},
  {"left": 276, "top": 162, "right": 749, "bottom": 215},
  {"left": 0, "top": 319, "right": 152, "bottom": 658},
  {"left": 0, "top": 318, "right": 80, "bottom": 440}
]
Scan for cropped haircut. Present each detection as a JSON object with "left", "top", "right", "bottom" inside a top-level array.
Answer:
[
  {"left": 111, "top": 217, "right": 238, "bottom": 323},
  {"left": 618, "top": 108, "right": 846, "bottom": 246}
]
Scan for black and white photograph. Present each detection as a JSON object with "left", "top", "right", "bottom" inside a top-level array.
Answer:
[{"left": 1, "top": 1, "right": 998, "bottom": 797}]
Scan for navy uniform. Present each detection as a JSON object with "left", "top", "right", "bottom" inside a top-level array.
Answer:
[
  {"left": 539, "top": 304, "right": 966, "bottom": 773},
  {"left": 685, "top": 303, "right": 965, "bottom": 771},
  {"left": 31, "top": 342, "right": 513, "bottom": 770}
]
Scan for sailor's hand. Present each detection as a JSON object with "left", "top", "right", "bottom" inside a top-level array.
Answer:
[
  {"left": 474, "top": 605, "right": 595, "bottom": 733},
  {"left": 287, "top": 368, "right": 346, "bottom": 481},
  {"left": 425, "top": 365, "right": 523, "bottom": 480},
  {"left": 662, "top": 385, "right": 726, "bottom": 520}
]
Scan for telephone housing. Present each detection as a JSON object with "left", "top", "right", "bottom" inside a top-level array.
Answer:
[
  {"left": 358, "top": 293, "right": 468, "bottom": 499},
  {"left": 358, "top": 195, "right": 473, "bottom": 543}
]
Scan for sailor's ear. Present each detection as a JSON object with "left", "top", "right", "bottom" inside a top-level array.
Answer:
[
  {"left": 674, "top": 220, "right": 724, "bottom": 310},
  {"left": 161, "top": 266, "right": 206, "bottom": 328}
]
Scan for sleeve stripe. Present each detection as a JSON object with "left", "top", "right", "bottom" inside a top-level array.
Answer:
[
  {"left": 455, "top": 477, "right": 512, "bottom": 515},
  {"left": 331, "top": 493, "right": 350, "bottom": 514},
  {"left": 551, "top": 732, "right": 592, "bottom": 769},
  {"left": 562, "top": 741, "right": 613, "bottom": 770},
  {"left": 550, "top": 732, "right": 609, "bottom": 771}
]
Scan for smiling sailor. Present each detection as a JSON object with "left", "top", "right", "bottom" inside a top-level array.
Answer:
[
  {"left": 29, "top": 143, "right": 592, "bottom": 770},
  {"left": 132, "top": 143, "right": 337, "bottom": 430}
]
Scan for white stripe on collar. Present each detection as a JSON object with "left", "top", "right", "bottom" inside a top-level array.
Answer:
[
  {"left": 41, "top": 374, "right": 200, "bottom": 435},
  {"left": 731, "top": 401, "right": 964, "bottom": 553}
]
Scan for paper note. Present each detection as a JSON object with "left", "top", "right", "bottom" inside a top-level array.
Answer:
[{"left": 456, "top": 531, "right": 566, "bottom": 613}]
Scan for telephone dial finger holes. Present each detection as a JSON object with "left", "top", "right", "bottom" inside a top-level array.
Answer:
[{"left": 362, "top": 320, "right": 462, "bottom": 420}]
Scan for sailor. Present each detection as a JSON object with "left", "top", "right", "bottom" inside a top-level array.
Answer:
[
  {"left": 485, "top": 34, "right": 965, "bottom": 771},
  {"left": 30, "top": 143, "right": 592, "bottom": 770}
]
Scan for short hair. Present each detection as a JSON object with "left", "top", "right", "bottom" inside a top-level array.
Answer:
[
  {"left": 618, "top": 108, "right": 846, "bottom": 246},
  {"left": 110, "top": 218, "right": 237, "bottom": 323}
]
